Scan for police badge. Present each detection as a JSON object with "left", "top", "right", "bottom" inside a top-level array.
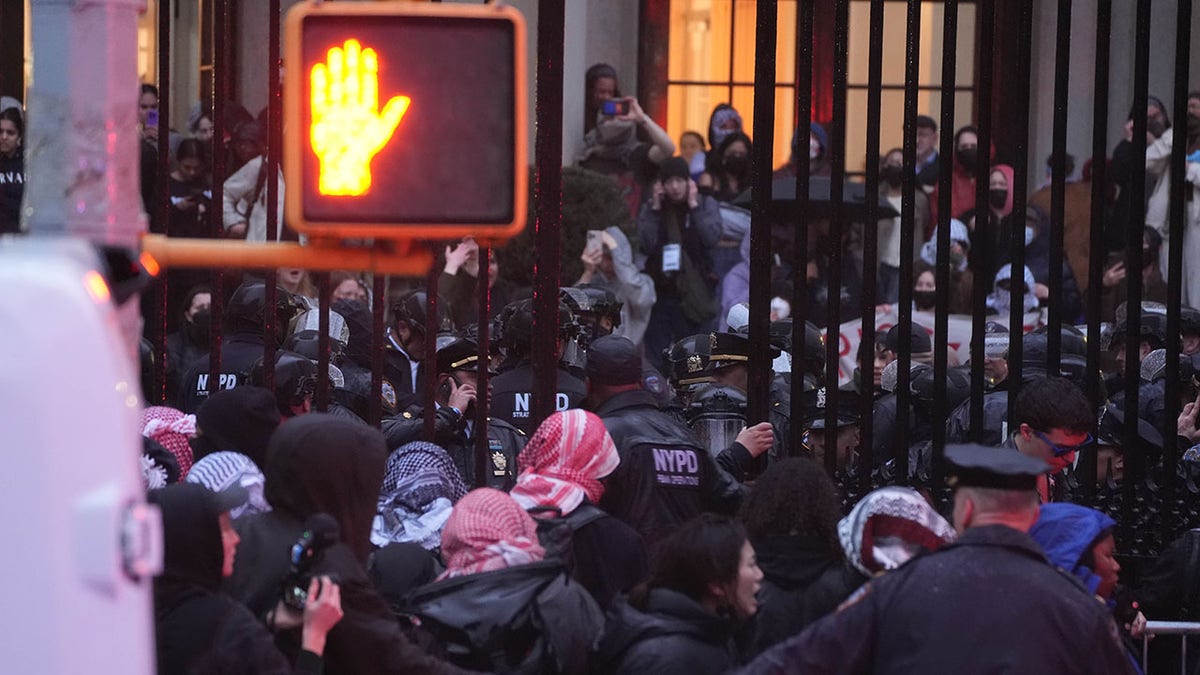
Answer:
[
  {"left": 491, "top": 450, "right": 508, "bottom": 476},
  {"left": 687, "top": 353, "right": 703, "bottom": 373}
]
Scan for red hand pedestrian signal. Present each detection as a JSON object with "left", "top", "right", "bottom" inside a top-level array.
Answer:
[{"left": 309, "top": 39, "right": 411, "bottom": 196}]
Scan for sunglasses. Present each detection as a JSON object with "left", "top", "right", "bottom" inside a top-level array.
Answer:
[{"left": 1033, "top": 430, "right": 1094, "bottom": 457}]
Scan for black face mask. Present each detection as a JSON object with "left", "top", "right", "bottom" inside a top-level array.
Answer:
[
  {"left": 988, "top": 188, "right": 1008, "bottom": 210},
  {"left": 880, "top": 165, "right": 904, "bottom": 188},
  {"left": 1147, "top": 116, "right": 1168, "bottom": 139},
  {"left": 184, "top": 309, "right": 211, "bottom": 347},
  {"left": 956, "top": 147, "right": 978, "bottom": 173},
  {"left": 723, "top": 154, "right": 749, "bottom": 178},
  {"left": 913, "top": 290, "right": 937, "bottom": 311}
]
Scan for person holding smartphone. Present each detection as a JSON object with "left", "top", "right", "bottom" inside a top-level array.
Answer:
[{"left": 577, "top": 95, "right": 675, "bottom": 218}]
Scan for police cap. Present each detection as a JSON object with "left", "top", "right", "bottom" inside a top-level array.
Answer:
[
  {"left": 437, "top": 337, "right": 486, "bottom": 375},
  {"left": 802, "top": 386, "right": 861, "bottom": 430},
  {"left": 885, "top": 321, "right": 932, "bottom": 355},
  {"left": 585, "top": 335, "right": 642, "bottom": 386},
  {"left": 945, "top": 444, "right": 1048, "bottom": 491},
  {"left": 664, "top": 334, "right": 713, "bottom": 387}
]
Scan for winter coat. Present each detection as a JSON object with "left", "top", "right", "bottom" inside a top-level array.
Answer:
[
  {"left": 594, "top": 588, "right": 739, "bottom": 675},
  {"left": 403, "top": 560, "right": 604, "bottom": 674},
  {"left": 152, "top": 483, "right": 320, "bottom": 675},
  {"left": 222, "top": 155, "right": 284, "bottom": 242},
  {"left": 488, "top": 361, "right": 588, "bottom": 436},
  {"left": 581, "top": 226, "right": 656, "bottom": 348},
  {"left": 593, "top": 389, "right": 743, "bottom": 544},
  {"left": 745, "top": 534, "right": 864, "bottom": 656},
  {"left": 740, "top": 525, "right": 1134, "bottom": 675},
  {"left": 178, "top": 332, "right": 269, "bottom": 414},
  {"left": 556, "top": 506, "right": 648, "bottom": 610},
  {"left": 0, "top": 151, "right": 24, "bottom": 233},
  {"left": 225, "top": 415, "right": 463, "bottom": 675}
]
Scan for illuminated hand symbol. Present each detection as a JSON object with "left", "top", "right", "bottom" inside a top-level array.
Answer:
[{"left": 310, "top": 39, "right": 410, "bottom": 196}]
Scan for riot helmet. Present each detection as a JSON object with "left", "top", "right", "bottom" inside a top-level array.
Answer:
[
  {"left": 686, "top": 384, "right": 748, "bottom": 458},
  {"left": 224, "top": 281, "right": 305, "bottom": 346},
  {"left": 249, "top": 350, "right": 319, "bottom": 417}
]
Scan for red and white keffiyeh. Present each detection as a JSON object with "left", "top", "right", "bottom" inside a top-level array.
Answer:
[
  {"left": 439, "top": 488, "right": 545, "bottom": 579},
  {"left": 141, "top": 406, "right": 198, "bottom": 478},
  {"left": 510, "top": 409, "right": 620, "bottom": 516}
]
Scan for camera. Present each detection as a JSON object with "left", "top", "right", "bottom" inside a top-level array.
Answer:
[
  {"left": 279, "top": 513, "right": 340, "bottom": 611},
  {"left": 601, "top": 99, "right": 629, "bottom": 116}
]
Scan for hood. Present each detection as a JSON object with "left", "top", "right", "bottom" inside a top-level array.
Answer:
[
  {"left": 753, "top": 533, "right": 843, "bottom": 590},
  {"left": 193, "top": 386, "right": 281, "bottom": 469},
  {"left": 265, "top": 413, "right": 387, "bottom": 563},
  {"left": 150, "top": 483, "right": 224, "bottom": 592},
  {"left": 1029, "top": 503, "right": 1115, "bottom": 594},
  {"left": 596, "top": 588, "right": 732, "bottom": 667},
  {"left": 405, "top": 560, "right": 567, "bottom": 645}
]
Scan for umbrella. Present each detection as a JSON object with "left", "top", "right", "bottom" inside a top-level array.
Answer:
[{"left": 733, "top": 176, "right": 901, "bottom": 221}]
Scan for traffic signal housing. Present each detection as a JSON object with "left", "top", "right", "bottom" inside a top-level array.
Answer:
[{"left": 284, "top": 2, "right": 527, "bottom": 241}]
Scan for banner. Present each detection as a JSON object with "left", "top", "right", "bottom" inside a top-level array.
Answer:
[{"left": 827, "top": 307, "right": 1044, "bottom": 386}]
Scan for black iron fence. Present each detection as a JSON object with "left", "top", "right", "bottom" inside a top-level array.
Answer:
[{"left": 140, "top": 0, "right": 1199, "bottom": 567}]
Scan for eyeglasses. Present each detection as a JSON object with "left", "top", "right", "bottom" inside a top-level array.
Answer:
[{"left": 1033, "top": 430, "right": 1094, "bottom": 457}]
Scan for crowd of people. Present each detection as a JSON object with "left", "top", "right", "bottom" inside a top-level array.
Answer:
[{"left": 5, "top": 66, "right": 1200, "bottom": 672}]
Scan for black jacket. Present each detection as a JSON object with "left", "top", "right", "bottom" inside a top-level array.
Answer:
[
  {"left": 594, "top": 389, "right": 743, "bottom": 543},
  {"left": 744, "top": 533, "right": 863, "bottom": 656},
  {"left": 403, "top": 560, "right": 604, "bottom": 674},
  {"left": 488, "top": 361, "right": 588, "bottom": 436},
  {"left": 594, "top": 588, "right": 738, "bottom": 675},
  {"left": 178, "top": 332, "right": 268, "bottom": 413},
  {"left": 226, "top": 415, "right": 463, "bottom": 675},
  {"left": 381, "top": 338, "right": 424, "bottom": 415},
  {"left": 151, "top": 483, "right": 321, "bottom": 675},
  {"left": 380, "top": 405, "right": 525, "bottom": 489},
  {"left": 740, "top": 525, "right": 1135, "bottom": 675},
  {"left": 0, "top": 151, "right": 24, "bottom": 233}
]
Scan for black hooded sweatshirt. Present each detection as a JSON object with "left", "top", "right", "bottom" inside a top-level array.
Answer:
[
  {"left": 225, "top": 414, "right": 462, "bottom": 675},
  {"left": 743, "top": 533, "right": 864, "bottom": 656},
  {"left": 151, "top": 483, "right": 322, "bottom": 674}
]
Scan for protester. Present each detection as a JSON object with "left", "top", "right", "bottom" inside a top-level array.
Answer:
[
  {"left": 371, "top": 441, "right": 468, "bottom": 551},
  {"left": 837, "top": 486, "right": 956, "bottom": 578},
  {"left": 189, "top": 385, "right": 282, "bottom": 469}
]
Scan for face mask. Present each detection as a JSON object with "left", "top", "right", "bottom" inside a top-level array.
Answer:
[
  {"left": 809, "top": 139, "right": 821, "bottom": 160},
  {"left": 597, "top": 119, "right": 636, "bottom": 146},
  {"left": 881, "top": 165, "right": 904, "bottom": 188},
  {"left": 711, "top": 127, "right": 734, "bottom": 149},
  {"left": 1024, "top": 226, "right": 1035, "bottom": 246},
  {"left": 949, "top": 250, "right": 967, "bottom": 271},
  {"left": 956, "top": 147, "right": 978, "bottom": 173},
  {"left": 1147, "top": 116, "right": 1167, "bottom": 139},
  {"left": 913, "top": 290, "right": 937, "bottom": 311},
  {"left": 184, "top": 309, "right": 211, "bottom": 347},
  {"left": 724, "top": 154, "right": 749, "bottom": 177},
  {"left": 988, "top": 188, "right": 1008, "bottom": 210}
]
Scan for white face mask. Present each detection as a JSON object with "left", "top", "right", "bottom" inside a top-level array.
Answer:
[
  {"left": 809, "top": 139, "right": 821, "bottom": 160},
  {"left": 1024, "top": 226, "right": 1035, "bottom": 246}
]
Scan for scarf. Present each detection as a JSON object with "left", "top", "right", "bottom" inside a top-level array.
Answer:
[
  {"left": 578, "top": 116, "right": 640, "bottom": 164},
  {"left": 838, "top": 486, "right": 957, "bottom": 577},
  {"left": 372, "top": 442, "right": 468, "bottom": 550},
  {"left": 919, "top": 219, "right": 971, "bottom": 272},
  {"left": 185, "top": 451, "right": 270, "bottom": 520},
  {"left": 510, "top": 410, "right": 620, "bottom": 516},
  {"left": 439, "top": 488, "right": 545, "bottom": 580},
  {"left": 141, "top": 406, "right": 197, "bottom": 478},
  {"left": 987, "top": 264, "right": 1039, "bottom": 317}
]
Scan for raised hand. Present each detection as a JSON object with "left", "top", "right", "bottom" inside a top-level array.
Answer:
[{"left": 310, "top": 39, "right": 411, "bottom": 196}]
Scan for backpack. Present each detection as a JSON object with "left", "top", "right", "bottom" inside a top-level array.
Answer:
[{"left": 528, "top": 503, "right": 607, "bottom": 575}]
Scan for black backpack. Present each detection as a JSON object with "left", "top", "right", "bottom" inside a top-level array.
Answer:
[{"left": 528, "top": 503, "right": 607, "bottom": 575}]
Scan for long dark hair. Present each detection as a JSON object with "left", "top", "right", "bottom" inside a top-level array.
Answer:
[
  {"left": 630, "top": 513, "right": 747, "bottom": 609},
  {"left": 740, "top": 458, "right": 843, "bottom": 557},
  {"left": 0, "top": 107, "right": 23, "bottom": 156}
]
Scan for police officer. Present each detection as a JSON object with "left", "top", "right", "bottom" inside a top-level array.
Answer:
[
  {"left": 586, "top": 334, "right": 745, "bottom": 544},
  {"left": 487, "top": 298, "right": 588, "bottom": 435},
  {"left": 706, "top": 330, "right": 792, "bottom": 460},
  {"left": 382, "top": 289, "right": 452, "bottom": 416},
  {"left": 799, "top": 385, "right": 861, "bottom": 475},
  {"left": 741, "top": 445, "right": 1133, "bottom": 674},
  {"left": 380, "top": 336, "right": 524, "bottom": 490},
  {"left": 247, "top": 349, "right": 318, "bottom": 418},
  {"left": 178, "top": 281, "right": 304, "bottom": 413}
]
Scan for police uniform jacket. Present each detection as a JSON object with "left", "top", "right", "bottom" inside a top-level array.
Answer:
[
  {"left": 178, "top": 332, "right": 267, "bottom": 414},
  {"left": 593, "top": 389, "right": 743, "bottom": 544},
  {"left": 381, "top": 342, "right": 422, "bottom": 416},
  {"left": 380, "top": 405, "right": 524, "bottom": 491},
  {"left": 740, "top": 525, "right": 1135, "bottom": 675},
  {"left": 488, "top": 360, "right": 588, "bottom": 435}
]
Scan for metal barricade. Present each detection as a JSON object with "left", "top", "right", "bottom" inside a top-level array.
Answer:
[{"left": 1144, "top": 621, "right": 1200, "bottom": 674}]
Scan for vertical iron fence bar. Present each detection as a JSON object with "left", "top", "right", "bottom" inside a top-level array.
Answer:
[
  {"left": 369, "top": 275, "right": 386, "bottom": 426},
  {"left": 474, "top": 246, "right": 492, "bottom": 488},
  {"left": 1080, "top": 0, "right": 1111, "bottom": 499},
  {"left": 154, "top": 0, "right": 171, "bottom": 404},
  {"left": 531, "top": 0, "right": 564, "bottom": 429},
  {"left": 423, "top": 262, "right": 440, "bottom": 440},
  {"left": 931, "top": 0, "right": 959, "bottom": 486},
  {"left": 748, "top": 0, "right": 776, "bottom": 461},
  {"left": 263, "top": 0, "right": 283, "bottom": 393},
  {"left": 790, "top": 0, "right": 815, "bottom": 454},
  {"left": 1122, "top": 0, "right": 1152, "bottom": 537},
  {"left": 208, "top": 0, "right": 230, "bottom": 396},
  {"left": 316, "top": 272, "right": 331, "bottom": 412},
  {"left": 892, "top": 0, "right": 922, "bottom": 484},
  {"left": 822, "top": 0, "right": 849, "bottom": 474},
  {"left": 1004, "top": 0, "right": 1034, "bottom": 429},
  {"left": 857, "top": 0, "right": 885, "bottom": 488},
  {"left": 1162, "top": 0, "right": 1191, "bottom": 504},
  {"left": 1046, "top": 0, "right": 1072, "bottom": 372},
  {"left": 968, "top": 0, "right": 996, "bottom": 441}
]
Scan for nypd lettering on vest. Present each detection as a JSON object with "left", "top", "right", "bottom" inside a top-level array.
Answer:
[{"left": 651, "top": 446, "right": 701, "bottom": 487}]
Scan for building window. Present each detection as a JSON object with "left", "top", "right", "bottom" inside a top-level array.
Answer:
[{"left": 663, "top": 0, "right": 976, "bottom": 176}]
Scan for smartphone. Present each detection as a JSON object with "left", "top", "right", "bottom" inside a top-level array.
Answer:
[
  {"left": 146, "top": 109, "right": 159, "bottom": 128},
  {"left": 601, "top": 99, "right": 629, "bottom": 116},
  {"left": 584, "top": 230, "right": 605, "bottom": 257}
]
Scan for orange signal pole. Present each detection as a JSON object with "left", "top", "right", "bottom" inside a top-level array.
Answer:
[{"left": 140, "top": 234, "right": 433, "bottom": 277}]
